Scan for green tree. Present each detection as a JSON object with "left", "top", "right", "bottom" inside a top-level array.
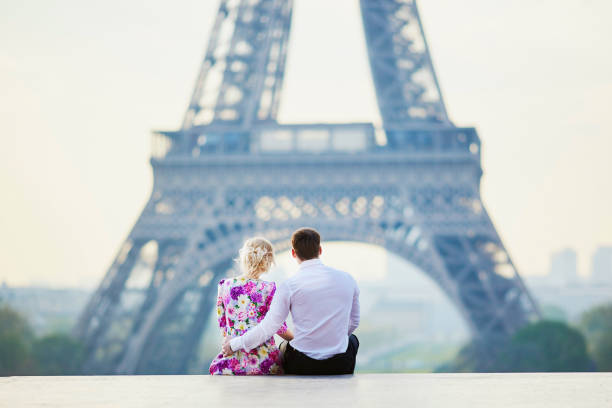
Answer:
[
  {"left": 579, "top": 303, "right": 612, "bottom": 371},
  {"left": 0, "top": 304, "right": 35, "bottom": 375},
  {"left": 31, "top": 333, "right": 84, "bottom": 375},
  {"left": 438, "top": 320, "right": 592, "bottom": 372},
  {"left": 540, "top": 304, "right": 568, "bottom": 322},
  {"left": 498, "top": 321, "right": 591, "bottom": 372},
  {"left": 435, "top": 340, "right": 497, "bottom": 372}
]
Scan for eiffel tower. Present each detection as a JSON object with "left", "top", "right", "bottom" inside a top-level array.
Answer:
[{"left": 74, "top": 0, "right": 540, "bottom": 374}]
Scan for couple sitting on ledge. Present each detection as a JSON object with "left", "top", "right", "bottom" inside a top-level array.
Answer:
[{"left": 209, "top": 228, "right": 360, "bottom": 375}]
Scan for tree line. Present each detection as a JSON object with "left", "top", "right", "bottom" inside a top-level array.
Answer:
[
  {"left": 0, "top": 305, "right": 84, "bottom": 375},
  {"left": 0, "top": 301, "right": 611, "bottom": 375},
  {"left": 437, "top": 303, "right": 612, "bottom": 372}
]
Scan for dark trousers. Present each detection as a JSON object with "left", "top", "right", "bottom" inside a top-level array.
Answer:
[{"left": 281, "top": 334, "right": 359, "bottom": 375}]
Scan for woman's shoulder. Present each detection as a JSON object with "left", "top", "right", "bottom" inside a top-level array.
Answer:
[
  {"left": 218, "top": 276, "right": 246, "bottom": 285},
  {"left": 217, "top": 278, "right": 238, "bottom": 291},
  {"left": 254, "top": 279, "right": 276, "bottom": 289},
  {"left": 256, "top": 278, "right": 273, "bottom": 285},
  {"left": 246, "top": 279, "right": 278, "bottom": 295},
  {"left": 218, "top": 275, "right": 282, "bottom": 287},
  {"left": 218, "top": 276, "right": 275, "bottom": 288}
]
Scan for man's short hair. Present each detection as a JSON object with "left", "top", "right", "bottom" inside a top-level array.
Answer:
[{"left": 291, "top": 228, "right": 321, "bottom": 260}]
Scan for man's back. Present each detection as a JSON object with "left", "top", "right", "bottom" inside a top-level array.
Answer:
[{"left": 284, "top": 258, "right": 360, "bottom": 359}]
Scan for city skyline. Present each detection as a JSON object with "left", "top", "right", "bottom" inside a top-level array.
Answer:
[{"left": 1, "top": 0, "right": 611, "bottom": 287}]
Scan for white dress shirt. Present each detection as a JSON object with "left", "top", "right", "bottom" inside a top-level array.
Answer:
[{"left": 229, "top": 258, "right": 360, "bottom": 360}]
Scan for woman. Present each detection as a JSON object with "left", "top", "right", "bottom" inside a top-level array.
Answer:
[{"left": 209, "top": 237, "right": 293, "bottom": 375}]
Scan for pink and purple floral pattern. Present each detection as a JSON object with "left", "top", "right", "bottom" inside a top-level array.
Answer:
[{"left": 209, "top": 276, "right": 287, "bottom": 375}]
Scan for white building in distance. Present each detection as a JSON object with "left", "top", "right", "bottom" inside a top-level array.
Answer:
[
  {"left": 591, "top": 246, "right": 612, "bottom": 285},
  {"left": 549, "top": 248, "right": 579, "bottom": 286}
]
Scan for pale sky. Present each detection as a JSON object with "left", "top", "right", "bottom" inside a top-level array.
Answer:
[{"left": 1, "top": 0, "right": 611, "bottom": 288}]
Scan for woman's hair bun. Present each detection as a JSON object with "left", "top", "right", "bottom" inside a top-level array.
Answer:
[{"left": 237, "top": 237, "right": 275, "bottom": 278}]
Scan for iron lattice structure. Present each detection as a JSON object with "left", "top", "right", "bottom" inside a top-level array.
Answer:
[{"left": 75, "top": 0, "right": 539, "bottom": 374}]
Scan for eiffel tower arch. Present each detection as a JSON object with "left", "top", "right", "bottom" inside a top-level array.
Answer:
[{"left": 74, "top": 0, "right": 539, "bottom": 374}]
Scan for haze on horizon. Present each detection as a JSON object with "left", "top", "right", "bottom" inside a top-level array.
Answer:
[{"left": 1, "top": 0, "right": 611, "bottom": 288}]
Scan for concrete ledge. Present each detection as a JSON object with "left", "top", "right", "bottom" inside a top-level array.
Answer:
[{"left": 1, "top": 373, "right": 611, "bottom": 407}]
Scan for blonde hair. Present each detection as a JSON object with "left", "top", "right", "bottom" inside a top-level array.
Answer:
[{"left": 237, "top": 237, "right": 275, "bottom": 279}]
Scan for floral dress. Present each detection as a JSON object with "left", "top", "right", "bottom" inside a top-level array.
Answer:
[{"left": 209, "top": 276, "right": 287, "bottom": 375}]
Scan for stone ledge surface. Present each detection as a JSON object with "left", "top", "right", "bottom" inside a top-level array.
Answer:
[{"left": 1, "top": 373, "right": 611, "bottom": 408}]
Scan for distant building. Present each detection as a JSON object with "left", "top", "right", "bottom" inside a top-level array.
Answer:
[
  {"left": 591, "top": 246, "right": 612, "bottom": 285},
  {"left": 522, "top": 248, "right": 612, "bottom": 320},
  {"left": 549, "top": 248, "right": 578, "bottom": 286},
  {"left": 0, "top": 281, "right": 10, "bottom": 303}
]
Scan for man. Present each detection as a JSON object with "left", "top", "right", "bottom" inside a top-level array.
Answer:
[{"left": 222, "top": 227, "right": 360, "bottom": 375}]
